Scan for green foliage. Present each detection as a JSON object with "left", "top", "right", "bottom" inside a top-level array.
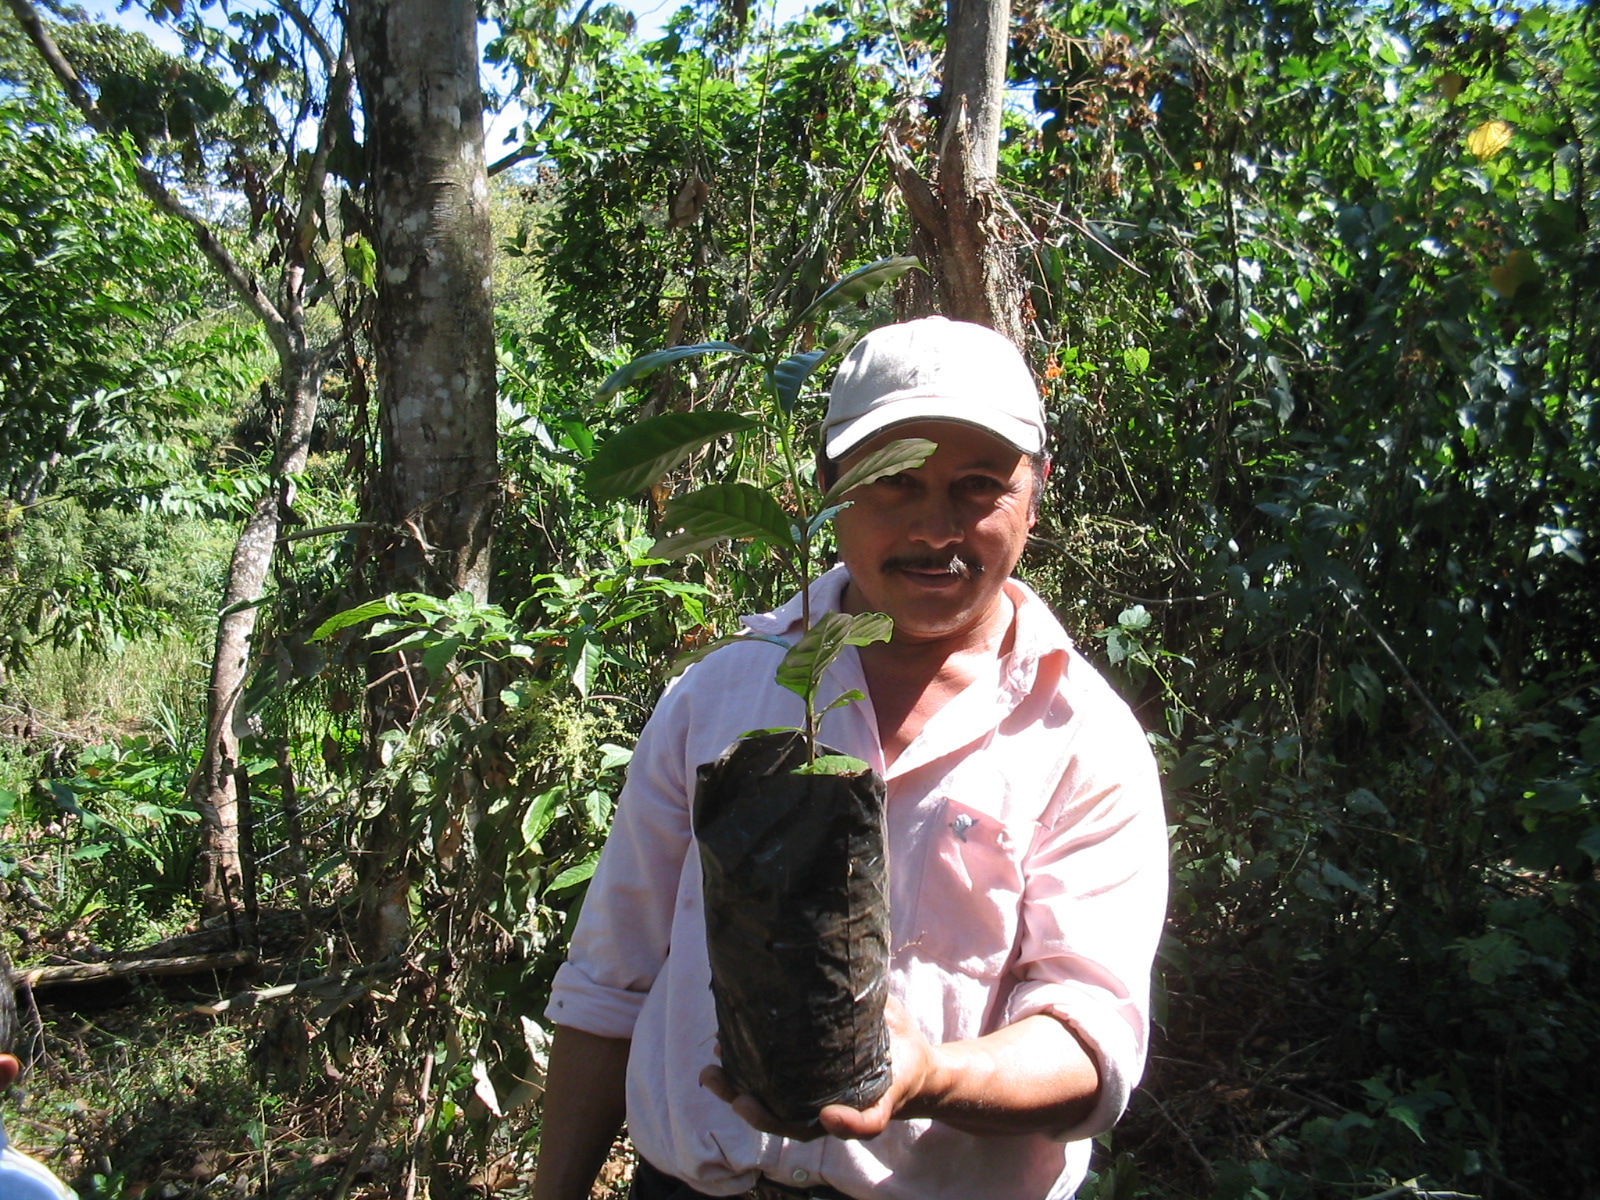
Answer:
[
  {"left": 4, "top": 0, "right": 1597, "bottom": 1194},
  {"left": 0, "top": 93, "right": 214, "bottom": 506},
  {"left": 585, "top": 255, "right": 920, "bottom": 762},
  {"left": 1005, "top": 0, "right": 1600, "bottom": 1192}
]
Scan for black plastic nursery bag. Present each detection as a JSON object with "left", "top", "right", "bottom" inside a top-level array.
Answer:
[{"left": 693, "top": 730, "right": 891, "bottom": 1125}]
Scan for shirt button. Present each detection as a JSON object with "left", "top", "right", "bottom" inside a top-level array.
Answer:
[{"left": 791, "top": 1169, "right": 810, "bottom": 1184}]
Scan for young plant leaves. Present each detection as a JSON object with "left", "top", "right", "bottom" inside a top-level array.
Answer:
[
  {"left": 822, "top": 437, "right": 937, "bottom": 505},
  {"left": 794, "top": 256, "right": 922, "bottom": 328},
  {"left": 667, "top": 632, "right": 792, "bottom": 678},
  {"left": 595, "top": 341, "right": 748, "bottom": 400},
  {"left": 651, "top": 482, "right": 799, "bottom": 559},
  {"left": 584, "top": 411, "right": 757, "bottom": 499},
  {"left": 770, "top": 346, "right": 839, "bottom": 416},
  {"left": 308, "top": 595, "right": 409, "bottom": 641},
  {"left": 775, "top": 610, "right": 893, "bottom": 704},
  {"left": 792, "top": 753, "right": 871, "bottom": 776}
]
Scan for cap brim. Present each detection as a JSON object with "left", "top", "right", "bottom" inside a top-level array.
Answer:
[{"left": 823, "top": 393, "right": 1045, "bottom": 459}]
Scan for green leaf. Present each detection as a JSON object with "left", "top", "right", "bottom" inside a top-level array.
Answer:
[
  {"left": 568, "top": 638, "right": 603, "bottom": 699},
  {"left": 546, "top": 852, "right": 601, "bottom": 894},
  {"left": 521, "top": 788, "right": 562, "bottom": 850},
  {"left": 770, "top": 346, "right": 840, "bottom": 416},
  {"left": 818, "top": 687, "right": 866, "bottom": 717},
  {"left": 806, "top": 502, "right": 850, "bottom": 539},
  {"left": 795, "top": 256, "right": 922, "bottom": 327},
  {"left": 822, "top": 437, "right": 937, "bottom": 504},
  {"left": 666, "top": 632, "right": 790, "bottom": 678},
  {"left": 650, "top": 483, "right": 797, "bottom": 559},
  {"left": 584, "top": 411, "right": 757, "bottom": 499},
  {"left": 308, "top": 596, "right": 403, "bottom": 642},
  {"left": 792, "top": 754, "right": 871, "bottom": 776},
  {"left": 595, "top": 341, "right": 748, "bottom": 400},
  {"left": 421, "top": 635, "right": 463, "bottom": 680},
  {"left": 775, "top": 611, "right": 892, "bottom": 703}
]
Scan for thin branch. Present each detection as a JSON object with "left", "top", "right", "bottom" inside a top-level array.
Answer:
[
  {"left": 274, "top": 0, "right": 336, "bottom": 72},
  {"left": 277, "top": 521, "right": 385, "bottom": 544},
  {"left": 292, "top": 33, "right": 354, "bottom": 256}
]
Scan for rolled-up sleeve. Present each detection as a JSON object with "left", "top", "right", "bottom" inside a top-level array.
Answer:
[
  {"left": 545, "top": 684, "right": 694, "bottom": 1038},
  {"left": 1004, "top": 689, "right": 1168, "bottom": 1142}
]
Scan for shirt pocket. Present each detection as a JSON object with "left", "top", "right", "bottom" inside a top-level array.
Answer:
[{"left": 902, "top": 796, "right": 1026, "bottom": 980}]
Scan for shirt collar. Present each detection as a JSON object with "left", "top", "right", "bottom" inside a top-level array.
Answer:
[
  {"left": 738, "top": 564, "right": 1073, "bottom": 694},
  {"left": 739, "top": 564, "right": 851, "bottom": 637}
]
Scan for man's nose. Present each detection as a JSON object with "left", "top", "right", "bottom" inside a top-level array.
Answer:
[{"left": 906, "top": 493, "right": 963, "bottom": 548}]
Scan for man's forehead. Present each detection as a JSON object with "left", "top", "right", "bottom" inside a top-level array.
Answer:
[{"left": 850, "top": 420, "right": 1030, "bottom": 468}]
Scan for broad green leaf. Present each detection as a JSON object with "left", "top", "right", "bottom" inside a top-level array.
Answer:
[
  {"left": 818, "top": 688, "right": 867, "bottom": 717},
  {"left": 841, "top": 612, "right": 893, "bottom": 646},
  {"left": 421, "top": 635, "right": 463, "bottom": 680},
  {"left": 667, "top": 633, "right": 791, "bottom": 678},
  {"left": 793, "top": 754, "right": 871, "bottom": 776},
  {"left": 597, "top": 743, "right": 634, "bottom": 772},
  {"left": 546, "top": 851, "right": 601, "bottom": 894},
  {"left": 309, "top": 596, "right": 403, "bottom": 642},
  {"left": 822, "top": 438, "right": 937, "bottom": 504},
  {"left": 651, "top": 483, "right": 797, "bottom": 559},
  {"left": 595, "top": 341, "right": 748, "bottom": 400},
  {"left": 770, "top": 346, "right": 839, "bottom": 415},
  {"left": 775, "top": 611, "right": 893, "bottom": 702},
  {"left": 795, "top": 256, "right": 922, "bottom": 327},
  {"left": 583, "top": 411, "right": 757, "bottom": 499},
  {"left": 806, "top": 502, "right": 850, "bottom": 538},
  {"left": 568, "top": 638, "right": 603, "bottom": 699},
  {"left": 521, "top": 788, "right": 562, "bottom": 849}
]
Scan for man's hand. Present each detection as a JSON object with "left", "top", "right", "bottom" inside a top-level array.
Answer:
[
  {"left": 700, "top": 998, "right": 1102, "bottom": 1140},
  {"left": 699, "top": 997, "right": 932, "bottom": 1141}
]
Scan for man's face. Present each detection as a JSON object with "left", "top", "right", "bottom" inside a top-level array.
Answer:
[{"left": 833, "top": 420, "right": 1038, "bottom": 646}]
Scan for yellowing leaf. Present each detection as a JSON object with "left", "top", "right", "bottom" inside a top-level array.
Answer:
[
  {"left": 1488, "top": 249, "right": 1539, "bottom": 299},
  {"left": 1439, "top": 72, "right": 1467, "bottom": 102},
  {"left": 1466, "top": 120, "right": 1512, "bottom": 161}
]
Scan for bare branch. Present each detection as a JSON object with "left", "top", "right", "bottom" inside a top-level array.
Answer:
[
  {"left": 274, "top": 0, "right": 336, "bottom": 73},
  {"left": 293, "top": 31, "right": 356, "bottom": 256}
]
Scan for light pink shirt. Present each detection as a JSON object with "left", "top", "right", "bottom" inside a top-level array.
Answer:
[{"left": 547, "top": 567, "right": 1168, "bottom": 1200}]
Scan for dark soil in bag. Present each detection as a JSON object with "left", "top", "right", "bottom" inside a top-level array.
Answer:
[{"left": 693, "top": 729, "right": 891, "bottom": 1125}]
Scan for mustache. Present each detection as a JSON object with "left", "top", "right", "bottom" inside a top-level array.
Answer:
[{"left": 883, "top": 553, "right": 983, "bottom": 579}]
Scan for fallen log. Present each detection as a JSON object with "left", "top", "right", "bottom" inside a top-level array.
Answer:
[{"left": 21, "top": 949, "right": 256, "bottom": 989}]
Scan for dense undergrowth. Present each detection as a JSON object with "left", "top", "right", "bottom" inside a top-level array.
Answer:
[{"left": 3, "top": 0, "right": 1598, "bottom": 1196}]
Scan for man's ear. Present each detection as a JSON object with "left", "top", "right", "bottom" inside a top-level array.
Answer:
[{"left": 0, "top": 1053, "right": 20, "bottom": 1090}]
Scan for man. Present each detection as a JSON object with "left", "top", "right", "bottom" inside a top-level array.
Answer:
[
  {"left": 535, "top": 316, "right": 1168, "bottom": 1200},
  {"left": 2, "top": 948, "right": 77, "bottom": 1199}
]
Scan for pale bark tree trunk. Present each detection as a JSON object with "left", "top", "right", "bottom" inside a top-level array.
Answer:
[
  {"left": 8, "top": 0, "right": 354, "bottom": 922},
  {"left": 194, "top": 351, "right": 324, "bottom": 920},
  {"left": 347, "top": 0, "right": 498, "bottom": 958},
  {"left": 890, "top": 0, "right": 1024, "bottom": 345}
]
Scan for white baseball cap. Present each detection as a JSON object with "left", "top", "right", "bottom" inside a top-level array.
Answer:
[{"left": 822, "top": 316, "right": 1046, "bottom": 460}]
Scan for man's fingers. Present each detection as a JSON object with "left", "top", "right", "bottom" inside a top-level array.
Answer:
[
  {"left": 816, "top": 1093, "right": 894, "bottom": 1141},
  {"left": 699, "top": 1066, "right": 822, "bottom": 1141},
  {"left": 699, "top": 1064, "right": 736, "bottom": 1102}
]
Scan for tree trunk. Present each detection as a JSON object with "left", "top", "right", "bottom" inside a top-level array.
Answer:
[
  {"left": 8, "top": 0, "right": 350, "bottom": 924},
  {"left": 348, "top": 0, "right": 498, "bottom": 959},
  {"left": 890, "top": 0, "right": 1023, "bottom": 345},
  {"left": 195, "top": 352, "right": 323, "bottom": 919}
]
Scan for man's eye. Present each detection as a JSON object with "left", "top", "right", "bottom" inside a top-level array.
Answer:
[{"left": 958, "top": 475, "right": 1003, "bottom": 493}]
